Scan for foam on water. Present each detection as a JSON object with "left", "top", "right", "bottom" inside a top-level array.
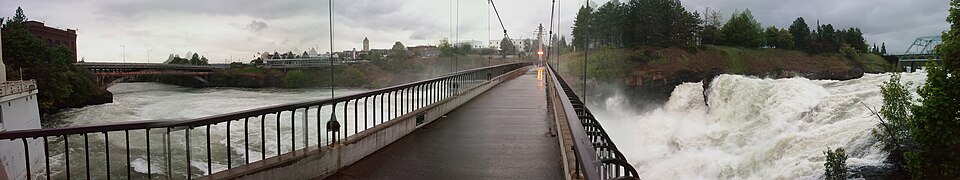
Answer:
[{"left": 591, "top": 72, "right": 927, "bottom": 179}]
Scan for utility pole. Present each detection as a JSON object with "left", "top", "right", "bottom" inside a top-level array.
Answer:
[
  {"left": 147, "top": 49, "right": 151, "bottom": 63},
  {"left": 121, "top": 45, "right": 126, "bottom": 63}
]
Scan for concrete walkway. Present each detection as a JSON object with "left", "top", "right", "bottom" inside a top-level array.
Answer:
[{"left": 327, "top": 67, "right": 563, "bottom": 179}]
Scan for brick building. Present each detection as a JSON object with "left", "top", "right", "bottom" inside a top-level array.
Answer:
[{"left": 23, "top": 21, "right": 77, "bottom": 62}]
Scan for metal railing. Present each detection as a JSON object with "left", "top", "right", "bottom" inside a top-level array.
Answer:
[
  {"left": 546, "top": 64, "right": 640, "bottom": 180},
  {"left": 0, "top": 62, "right": 529, "bottom": 180},
  {"left": 0, "top": 80, "right": 38, "bottom": 97}
]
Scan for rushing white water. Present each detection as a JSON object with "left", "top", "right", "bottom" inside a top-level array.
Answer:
[
  {"left": 45, "top": 83, "right": 375, "bottom": 179},
  {"left": 591, "top": 72, "right": 927, "bottom": 179}
]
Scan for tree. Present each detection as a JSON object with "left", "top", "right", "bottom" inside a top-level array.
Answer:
[
  {"left": 189, "top": 53, "right": 201, "bottom": 65},
  {"left": 2, "top": 7, "right": 111, "bottom": 115},
  {"left": 701, "top": 7, "right": 724, "bottom": 45},
  {"left": 881, "top": 43, "right": 887, "bottom": 55},
  {"left": 720, "top": 9, "right": 763, "bottom": 48},
  {"left": 871, "top": 73, "right": 914, "bottom": 172},
  {"left": 764, "top": 26, "right": 779, "bottom": 48},
  {"left": 789, "top": 17, "right": 811, "bottom": 51},
  {"left": 389, "top": 41, "right": 411, "bottom": 59},
  {"left": 823, "top": 148, "right": 848, "bottom": 180},
  {"left": 499, "top": 37, "right": 516, "bottom": 56},
  {"left": 843, "top": 28, "right": 868, "bottom": 52},
  {"left": 622, "top": 0, "right": 701, "bottom": 48},
  {"left": 438, "top": 38, "right": 456, "bottom": 57},
  {"left": 559, "top": 35, "right": 568, "bottom": 51},
  {"left": 13, "top": 7, "right": 26, "bottom": 22},
  {"left": 810, "top": 24, "right": 838, "bottom": 53},
  {"left": 776, "top": 29, "right": 795, "bottom": 49},
  {"left": 250, "top": 58, "right": 264, "bottom": 65},
  {"left": 904, "top": 0, "right": 960, "bottom": 177},
  {"left": 593, "top": 1, "right": 625, "bottom": 47},
  {"left": 571, "top": 5, "right": 593, "bottom": 50}
]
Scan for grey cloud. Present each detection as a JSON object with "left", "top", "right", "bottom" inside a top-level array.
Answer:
[
  {"left": 244, "top": 20, "right": 268, "bottom": 33},
  {"left": 680, "top": 0, "right": 950, "bottom": 52}
]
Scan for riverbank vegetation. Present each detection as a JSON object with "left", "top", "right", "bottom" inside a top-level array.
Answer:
[
  {"left": 558, "top": 0, "right": 894, "bottom": 108},
  {"left": 875, "top": 0, "right": 960, "bottom": 178},
  {"left": 147, "top": 55, "right": 516, "bottom": 89},
  {"left": 1, "top": 7, "right": 112, "bottom": 116}
]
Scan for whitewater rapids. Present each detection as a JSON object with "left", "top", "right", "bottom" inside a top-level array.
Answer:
[{"left": 591, "top": 72, "right": 927, "bottom": 179}]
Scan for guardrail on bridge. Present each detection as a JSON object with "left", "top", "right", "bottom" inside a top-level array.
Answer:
[
  {"left": 0, "top": 62, "right": 530, "bottom": 180},
  {"left": 546, "top": 64, "right": 641, "bottom": 180}
]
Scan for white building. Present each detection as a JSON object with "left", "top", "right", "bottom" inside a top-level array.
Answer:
[
  {"left": 0, "top": 29, "right": 44, "bottom": 180},
  {"left": 455, "top": 40, "right": 485, "bottom": 49}
]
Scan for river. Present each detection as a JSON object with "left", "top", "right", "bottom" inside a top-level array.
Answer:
[
  {"left": 45, "top": 83, "right": 371, "bottom": 179},
  {"left": 590, "top": 72, "right": 928, "bottom": 179}
]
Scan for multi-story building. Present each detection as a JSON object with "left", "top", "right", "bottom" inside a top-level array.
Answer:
[
  {"left": 407, "top": 45, "right": 439, "bottom": 57},
  {"left": 23, "top": 21, "right": 78, "bottom": 62}
]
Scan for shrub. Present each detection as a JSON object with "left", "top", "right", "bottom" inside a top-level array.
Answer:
[{"left": 824, "top": 147, "right": 848, "bottom": 180}]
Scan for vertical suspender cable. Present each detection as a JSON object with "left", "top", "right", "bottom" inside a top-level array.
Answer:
[
  {"left": 583, "top": 2, "right": 588, "bottom": 103},
  {"left": 548, "top": 0, "right": 556, "bottom": 67},
  {"left": 557, "top": 0, "right": 561, "bottom": 72},
  {"left": 329, "top": 0, "right": 335, "bottom": 99},
  {"left": 455, "top": 0, "right": 460, "bottom": 72}
]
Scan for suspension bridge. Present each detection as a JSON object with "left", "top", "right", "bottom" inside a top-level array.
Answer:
[{"left": 0, "top": 0, "right": 640, "bottom": 179}]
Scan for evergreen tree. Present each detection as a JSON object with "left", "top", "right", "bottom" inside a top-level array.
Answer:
[
  {"left": 594, "top": 1, "right": 625, "bottom": 47},
  {"left": 700, "top": 7, "right": 723, "bottom": 45},
  {"left": 571, "top": 5, "right": 593, "bottom": 50},
  {"left": 189, "top": 53, "right": 201, "bottom": 64},
  {"left": 789, "top": 17, "right": 811, "bottom": 51},
  {"left": 881, "top": 43, "right": 887, "bottom": 55}
]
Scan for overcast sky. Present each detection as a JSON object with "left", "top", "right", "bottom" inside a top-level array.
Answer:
[{"left": 0, "top": 0, "right": 950, "bottom": 63}]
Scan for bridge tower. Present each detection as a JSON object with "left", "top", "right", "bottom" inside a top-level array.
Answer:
[{"left": 536, "top": 23, "right": 546, "bottom": 64}]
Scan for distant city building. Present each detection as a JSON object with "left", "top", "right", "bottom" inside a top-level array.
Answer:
[
  {"left": 489, "top": 38, "right": 530, "bottom": 52},
  {"left": 264, "top": 56, "right": 338, "bottom": 69},
  {"left": 23, "top": 21, "right": 77, "bottom": 62},
  {"left": 363, "top": 37, "right": 370, "bottom": 51},
  {"left": 456, "top": 40, "right": 485, "bottom": 49},
  {"left": 408, "top": 45, "right": 439, "bottom": 57}
]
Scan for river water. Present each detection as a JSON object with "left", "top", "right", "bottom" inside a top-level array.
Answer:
[
  {"left": 44, "top": 83, "right": 372, "bottom": 179},
  {"left": 590, "top": 72, "right": 928, "bottom": 179}
]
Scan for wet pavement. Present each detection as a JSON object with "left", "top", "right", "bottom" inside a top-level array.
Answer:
[{"left": 327, "top": 68, "right": 563, "bottom": 179}]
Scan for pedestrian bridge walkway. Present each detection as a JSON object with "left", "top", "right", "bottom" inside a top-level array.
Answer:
[{"left": 329, "top": 68, "right": 563, "bottom": 179}]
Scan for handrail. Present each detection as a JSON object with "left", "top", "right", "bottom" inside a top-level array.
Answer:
[
  {"left": 0, "top": 80, "right": 38, "bottom": 97},
  {"left": 0, "top": 62, "right": 530, "bottom": 180},
  {"left": 546, "top": 64, "right": 640, "bottom": 180}
]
